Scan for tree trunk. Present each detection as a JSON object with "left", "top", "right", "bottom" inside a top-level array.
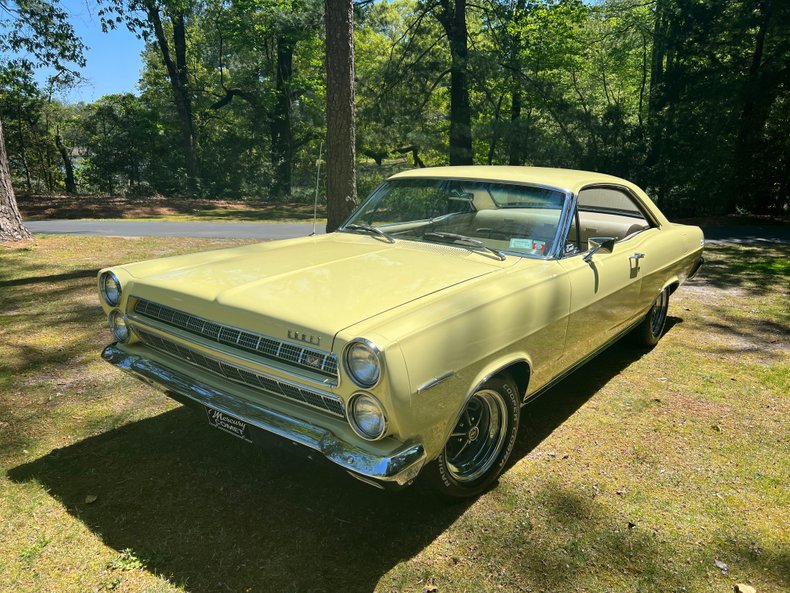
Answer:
[
  {"left": 0, "top": 119, "right": 33, "bottom": 242},
  {"left": 646, "top": 0, "right": 667, "bottom": 130},
  {"left": 324, "top": 0, "right": 357, "bottom": 232},
  {"left": 645, "top": 0, "right": 669, "bottom": 202},
  {"left": 508, "top": 84, "right": 522, "bottom": 165},
  {"left": 437, "top": 0, "right": 473, "bottom": 165},
  {"left": 15, "top": 111, "right": 33, "bottom": 193},
  {"left": 731, "top": 0, "right": 774, "bottom": 213},
  {"left": 55, "top": 127, "right": 77, "bottom": 194},
  {"left": 145, "top": 1, "right": 199, "bottom": 193},
  {"left": 487, "top": 95, "right": 504, "bottom": 165},
  {"left": 270, "top": 37, "right": 294, "bottom": 200}
]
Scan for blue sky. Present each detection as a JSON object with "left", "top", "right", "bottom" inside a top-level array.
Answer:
[{"left": 46, "top": 0, "right": 145, "bottom": 103}]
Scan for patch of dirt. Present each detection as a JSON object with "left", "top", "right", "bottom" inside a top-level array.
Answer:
[{"left": 16, "top": 194, "right": 322, "bottom": 220}]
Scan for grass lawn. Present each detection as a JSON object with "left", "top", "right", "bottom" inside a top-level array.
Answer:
[{"left": 0, "top": 235, "right": 787, "bottom": 593}]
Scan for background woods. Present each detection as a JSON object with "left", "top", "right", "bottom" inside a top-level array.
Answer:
[{"left": 1, "top": 0, "right": 789, "bottom": 219}]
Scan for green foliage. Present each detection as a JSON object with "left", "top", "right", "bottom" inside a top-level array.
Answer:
[
  {"left": 0, "top": 0, "right": 86, "bottom": 76},
  {"left": 1, "top": 0, "right": 787, "bottom": 215},
  {"left": 75, "top": 93, "right": 173, "bottom": 195}
]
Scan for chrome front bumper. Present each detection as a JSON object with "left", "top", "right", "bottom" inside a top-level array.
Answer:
[{"left": 102, "top": 345, "right": 426, "bottom": 487}]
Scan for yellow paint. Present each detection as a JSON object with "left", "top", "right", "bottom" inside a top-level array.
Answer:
[{"left": 99, "top": 167, "right": 703, "bottom": 464}]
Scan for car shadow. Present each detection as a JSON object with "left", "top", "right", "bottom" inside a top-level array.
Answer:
[
  {"left": 509, "top": 320, "right": 679, "bottom": 466},
  {"left": 7, "top": 324, "right": 673, "bottom": 593}
]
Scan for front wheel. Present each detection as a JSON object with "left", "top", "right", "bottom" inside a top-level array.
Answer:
[
  {"left": 634, "top": 287, "right": 670, "bottom": 346},
  {"left": 427, "top": 375, "right": 520, "bottom": 499}
]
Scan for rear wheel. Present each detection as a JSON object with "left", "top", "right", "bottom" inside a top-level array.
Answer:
[
  {"left": 428, "top": 375, "right": 520, "bottom": 498},
  {"left": 634, "top": 287, "right": 670, "bottom": 346}
]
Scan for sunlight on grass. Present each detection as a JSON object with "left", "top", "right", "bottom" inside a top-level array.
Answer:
[{"left": 0, "top": 237, "right": 787, "bottom": 593}]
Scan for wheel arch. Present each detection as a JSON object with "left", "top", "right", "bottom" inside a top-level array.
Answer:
[
  {"left": 427, "top": 357, "right": 529, "bottom": 495},
  {"left": 468, "top": 356, "right": 532, "bottom": 403},
  {"left": 664, "top": 278, "right": 680, "bottom": 295}
]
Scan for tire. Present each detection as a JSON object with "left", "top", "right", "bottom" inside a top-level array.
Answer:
[
  {"left": 634, "top": 287, "right": 670, "bottom": 347},
  {"left": 427, "top": 375, "right": 520, "bottom": 499}
]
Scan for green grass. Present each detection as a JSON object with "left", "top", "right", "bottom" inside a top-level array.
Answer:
[{"left": 1, "top": 237, "right": 788, "bottom": 593}]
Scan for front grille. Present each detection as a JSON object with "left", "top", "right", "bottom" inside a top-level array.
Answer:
[
  {"left": 136, "top": 329, "right": 345, "bottom": 418},
  {"left": 133, "top": 298, "right": 338, "bottom": 380}
]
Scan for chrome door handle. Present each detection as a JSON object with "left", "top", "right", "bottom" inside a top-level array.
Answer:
[{"left": 629, "top": 253, "right": 645, "bottom": 262}]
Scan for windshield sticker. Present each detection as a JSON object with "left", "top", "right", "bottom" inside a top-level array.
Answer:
[{"left": 509, "top": 238, "right": 546, "bottom": 254}]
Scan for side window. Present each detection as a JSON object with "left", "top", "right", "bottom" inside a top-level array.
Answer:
[{"left": 565, "top": 187, "right": 652, "bottom": 255}]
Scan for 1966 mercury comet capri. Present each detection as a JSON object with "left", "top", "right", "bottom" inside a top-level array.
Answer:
[{"left": 98, "top": 166, "right": 704, "bottom": 497}]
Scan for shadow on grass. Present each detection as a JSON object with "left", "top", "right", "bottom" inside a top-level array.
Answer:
[
  {"left": 6, "top": 327, "right": 673, "bottom": 593},
  {"left": 696, "top": 243, "right": 790, "bottom": 297},
  {"left": 510, "top": 319, "right": 683, "bottom": 466},
  {"left": 0, "top": 268, "right": 98, "bottom": 288},
  {"left": 9, "top": 407, "right": 468, "bottom": 593}
]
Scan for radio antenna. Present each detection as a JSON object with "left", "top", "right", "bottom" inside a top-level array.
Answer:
[{"left": 310, "top": 141, "right": 323, "bottom": 236}]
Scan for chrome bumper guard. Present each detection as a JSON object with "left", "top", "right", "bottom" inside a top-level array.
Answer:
[{"left": 102, "top": 345, "right": 426, "bottom": 487}]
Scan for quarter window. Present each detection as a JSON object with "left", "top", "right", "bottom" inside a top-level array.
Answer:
[{"left": 565, "top": 187, "right": 652, "bottom": 255}]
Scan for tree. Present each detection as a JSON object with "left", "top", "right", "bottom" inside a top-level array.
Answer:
[
  {"left": 324, "top": 0, "right": 357, "bottom": 231},
  {"left": 75, "top": 94, "right": 164, "bottom": 194},
  {"left": 0, "top": 0, "right": 84, "bottom": 241},
  {"left": 204, "top": 0, "right": 323, "bottom": 199},
  {"left": 432, "top": 0, "right": 472, "bottom": 165},
  {"left": 730, "top": 0, "right": 790, "bottom": 213},
  {"left": 0, "top": 120, "right": 29, "bottom": 241},
  {"left": 355, "top": 0, "right": 448, "bottom": 169},
  {"left": 99, "top": 0, "right": 200, "bottom": 193}
]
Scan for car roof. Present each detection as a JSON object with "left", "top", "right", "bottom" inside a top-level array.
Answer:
[{"left": 388, "top": 166, "right": 636, "bottom": 194}]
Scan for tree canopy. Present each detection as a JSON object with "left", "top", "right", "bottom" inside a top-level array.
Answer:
[
  {"left": 0, "top": 0, "right": 86, "bottom": 241},
  {"left": 1, "top": 0, "right": 788, "bottom": 217}
]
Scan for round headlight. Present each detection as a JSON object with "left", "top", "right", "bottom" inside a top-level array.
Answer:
[
  {"left": 345, "top": 340, "right": 381, "bottom": 387},
  {"left": 109, "top": 310, "right": 130, "bottom": 343},
  {"left": 350, "top": 394, "right": 387, "bottom": 440},
  {"left": 100, "top": 272, "right": 122, "bottom": 306}
]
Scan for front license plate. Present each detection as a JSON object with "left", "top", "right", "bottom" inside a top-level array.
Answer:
[{"left": 205, "top": 406, "right": 253, "bottom": 443}]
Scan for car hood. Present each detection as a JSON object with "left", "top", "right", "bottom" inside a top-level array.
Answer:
[{"left": 121, "top": 233, "right": 509, "bottom": 345}]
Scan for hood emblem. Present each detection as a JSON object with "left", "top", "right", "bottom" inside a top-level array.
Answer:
[{"left": 288, "top": 330, "right": 321, "bottom": 346}]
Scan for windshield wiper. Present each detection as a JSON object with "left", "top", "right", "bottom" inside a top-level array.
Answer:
[
  {"left": 344, "top": 223, "right": 396, "bottom": 243},
  {"left": 423, "top": 231, "right": 506, "bottom": 261}
]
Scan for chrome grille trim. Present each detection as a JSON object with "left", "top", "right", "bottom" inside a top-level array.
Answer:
[
  {"left": 133, "top": 298, "right": 338, "bottom": 380},
  {"left": 135, "top": 328, "right": 345, "bottom": 418}
]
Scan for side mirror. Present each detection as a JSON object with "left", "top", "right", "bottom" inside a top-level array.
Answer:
[{"left": 583, "top": 236, "right": 616, "bottom": 263}]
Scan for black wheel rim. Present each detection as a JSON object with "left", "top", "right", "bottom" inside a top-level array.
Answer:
[
  {"left": 649, "top": 289, "right": 669, "bottom": 337},
  {"left": 445, "top": 389, "right": 509, "bottom": 483}
]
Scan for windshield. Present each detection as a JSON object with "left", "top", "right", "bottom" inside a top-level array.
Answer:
[{"left": 341, "top": 178, "right": 568, "bottom": 258}]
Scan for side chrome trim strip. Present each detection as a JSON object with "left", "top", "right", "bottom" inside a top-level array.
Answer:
[
  {"left": 102, "top": 345, "right": 426, "bottom": 486},
  {"left": 416, "top": 371, "right": 456, "bottom": 394}
]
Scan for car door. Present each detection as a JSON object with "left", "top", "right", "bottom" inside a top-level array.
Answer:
[{"left": 555, "top": 185, "right": 658, "bottom": 366}]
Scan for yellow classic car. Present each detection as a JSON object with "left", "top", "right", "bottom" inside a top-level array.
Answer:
[{"left": 98, "top": 166, "right": 704, "bottom": 497}]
